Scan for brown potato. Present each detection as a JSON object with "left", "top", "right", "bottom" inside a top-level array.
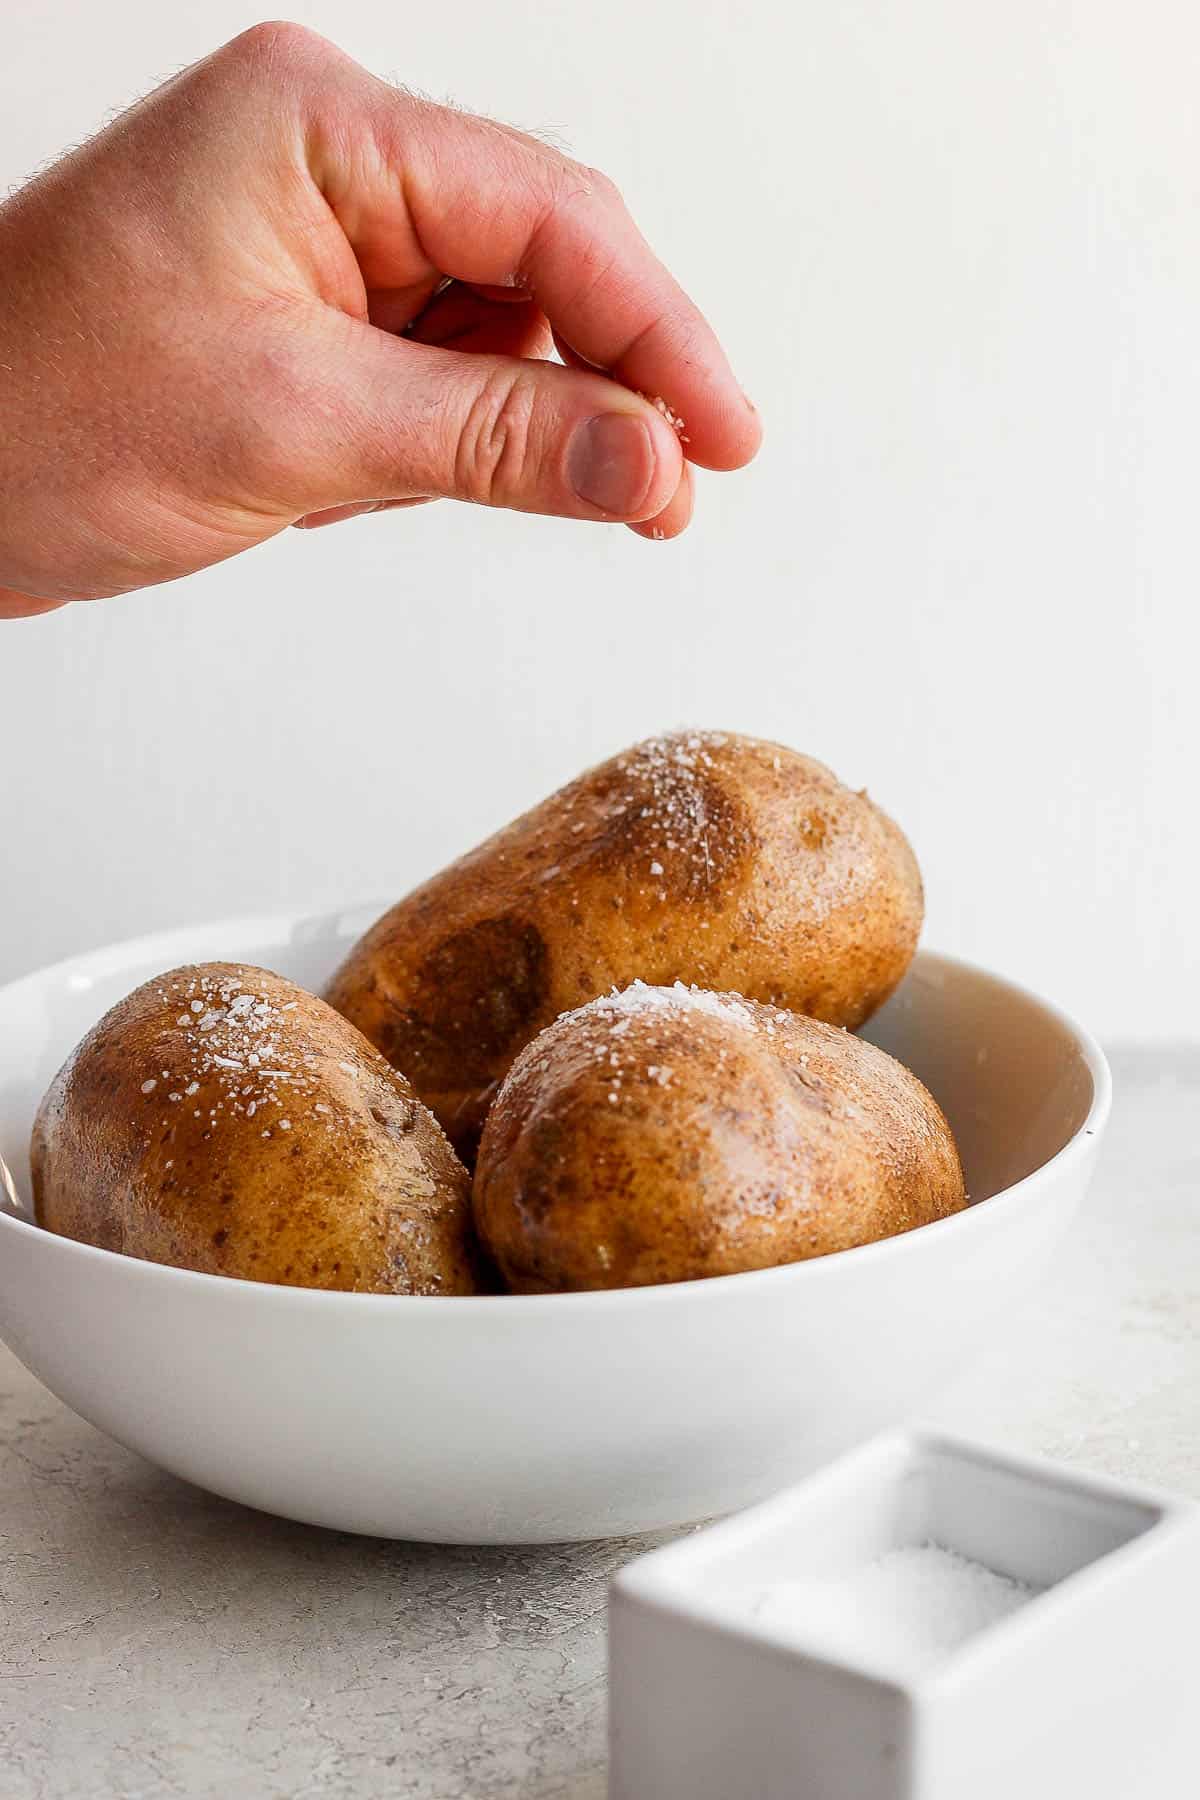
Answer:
[
  {"left": 32, "top": 963, "right": 480, "bottom": 1294},
  {"left": 472, "top": 983, "right": 966, "bottom": 1292},
  {"left": 326, "top": 731, "right": 922, "bottom": 1160}
]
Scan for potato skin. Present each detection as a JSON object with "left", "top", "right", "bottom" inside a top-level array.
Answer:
[
  {"left": 326, "top": 731, "right": 923, "bottom": 1160},
  {"left": 472, "top": 985, "right": 967, "bottom": 1292},
  {"left": 31, "top": 963, "right": 480, "bottom": 1294}
]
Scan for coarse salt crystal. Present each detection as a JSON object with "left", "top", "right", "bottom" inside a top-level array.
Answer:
[{"left": 575, "top": 979, "right": 754, "bottom": 1030}]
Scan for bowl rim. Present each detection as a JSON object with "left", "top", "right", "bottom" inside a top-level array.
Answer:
[{"left": 0, "top": 915, "right": 1112, "bottom": 1317}]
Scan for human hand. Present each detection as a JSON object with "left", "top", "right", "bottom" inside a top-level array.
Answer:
[{"left": 0, "top": 23, "right": 760, "bottom": 618}]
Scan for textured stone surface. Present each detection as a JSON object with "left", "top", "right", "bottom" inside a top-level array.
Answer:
[{"left": 1, "top": 1048, "right": 1196, "bottom": 1797}]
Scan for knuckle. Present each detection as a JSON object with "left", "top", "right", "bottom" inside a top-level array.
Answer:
[
  {"left": 572, "top": 162, "right": 622, "bottom": 207},
  {"left": 454, "top": 370, "right": 542, "bottom": 507},
  {"left": 220, "top": 20, "right": 327, "bottom": 79}
]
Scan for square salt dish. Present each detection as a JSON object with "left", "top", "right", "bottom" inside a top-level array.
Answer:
[{"left": 609, "top": 1431, "right": 1200, "bottom": 1800}]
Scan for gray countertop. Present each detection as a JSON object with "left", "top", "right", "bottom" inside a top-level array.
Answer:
[{"left": 2, "top": 1047, "right": 1197, "bottom": 1799}]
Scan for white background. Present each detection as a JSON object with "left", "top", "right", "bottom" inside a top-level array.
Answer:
[{"left": 1, "top": 1, "right": 1195, "bottom": 1040}]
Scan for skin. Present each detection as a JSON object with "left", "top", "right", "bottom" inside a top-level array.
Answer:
[
  {"left": 473, "top": 988, "right": 968, "bottom": 1293},
  {"left": 31, "top": 962, "right": 481, "bottom": 1294},
  {"left": 0, "top": 22, "right": 761, "bottom": 618},
  {"left": 324, "top": 731, "right": 924, "bottom": 1161}
]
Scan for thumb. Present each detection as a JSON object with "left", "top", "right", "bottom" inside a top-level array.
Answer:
[{"left": 289, "top": 318, "right": 687, "bottom": 523}]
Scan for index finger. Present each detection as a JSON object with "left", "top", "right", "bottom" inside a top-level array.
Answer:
[{"left": 317, "top": 84, "right": 762, "bottom": 472}]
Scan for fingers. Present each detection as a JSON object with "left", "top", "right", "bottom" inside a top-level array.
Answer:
[
  {"left": 628, "top": 462, "right": 695, "bottom": 541},
  {"left": 289, "top": 310, "right": 685, "bottom": 523},
  {"left": 294, "top": 476, "right": 692, "bottom": 538},
  {"left": 294, "top": 292, "right": 691, "bottom": 537},
  {"left": 306, "top": 79, "right": 762, "bottom": 473},
  {"left": 554, "top": 326, "right": 694, "bottom": 539}
]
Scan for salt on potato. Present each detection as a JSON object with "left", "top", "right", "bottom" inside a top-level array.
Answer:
[
  {"left": 472, "top": 981, "right": 966, "bottom": 1292},
  {"left": 325, "top": 730, "right": 925, "bottom": 1162}
]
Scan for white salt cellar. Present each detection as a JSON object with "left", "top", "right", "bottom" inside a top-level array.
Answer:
[{"left": 609, "top": 1431, "right": 1200, "bottom": 1800}]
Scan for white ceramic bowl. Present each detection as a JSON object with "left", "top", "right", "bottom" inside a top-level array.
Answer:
[{"left": 0, "top": 907, "right": 1110, "bottom": 1544}]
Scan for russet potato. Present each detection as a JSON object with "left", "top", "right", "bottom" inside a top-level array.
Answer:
[
  {"left": 472, "top": 982, "right": 967, "bottom": 1292},
  {"left": 326, "top": 731, "right": 923, "bottom": 1160},
  {"left": 32, "top": 962, "right": 480, "bottom": 1294}
]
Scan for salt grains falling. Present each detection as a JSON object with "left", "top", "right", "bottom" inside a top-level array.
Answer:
[{"left": 750, "top": 1544, "right": 1039, "bottom": 1678}]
